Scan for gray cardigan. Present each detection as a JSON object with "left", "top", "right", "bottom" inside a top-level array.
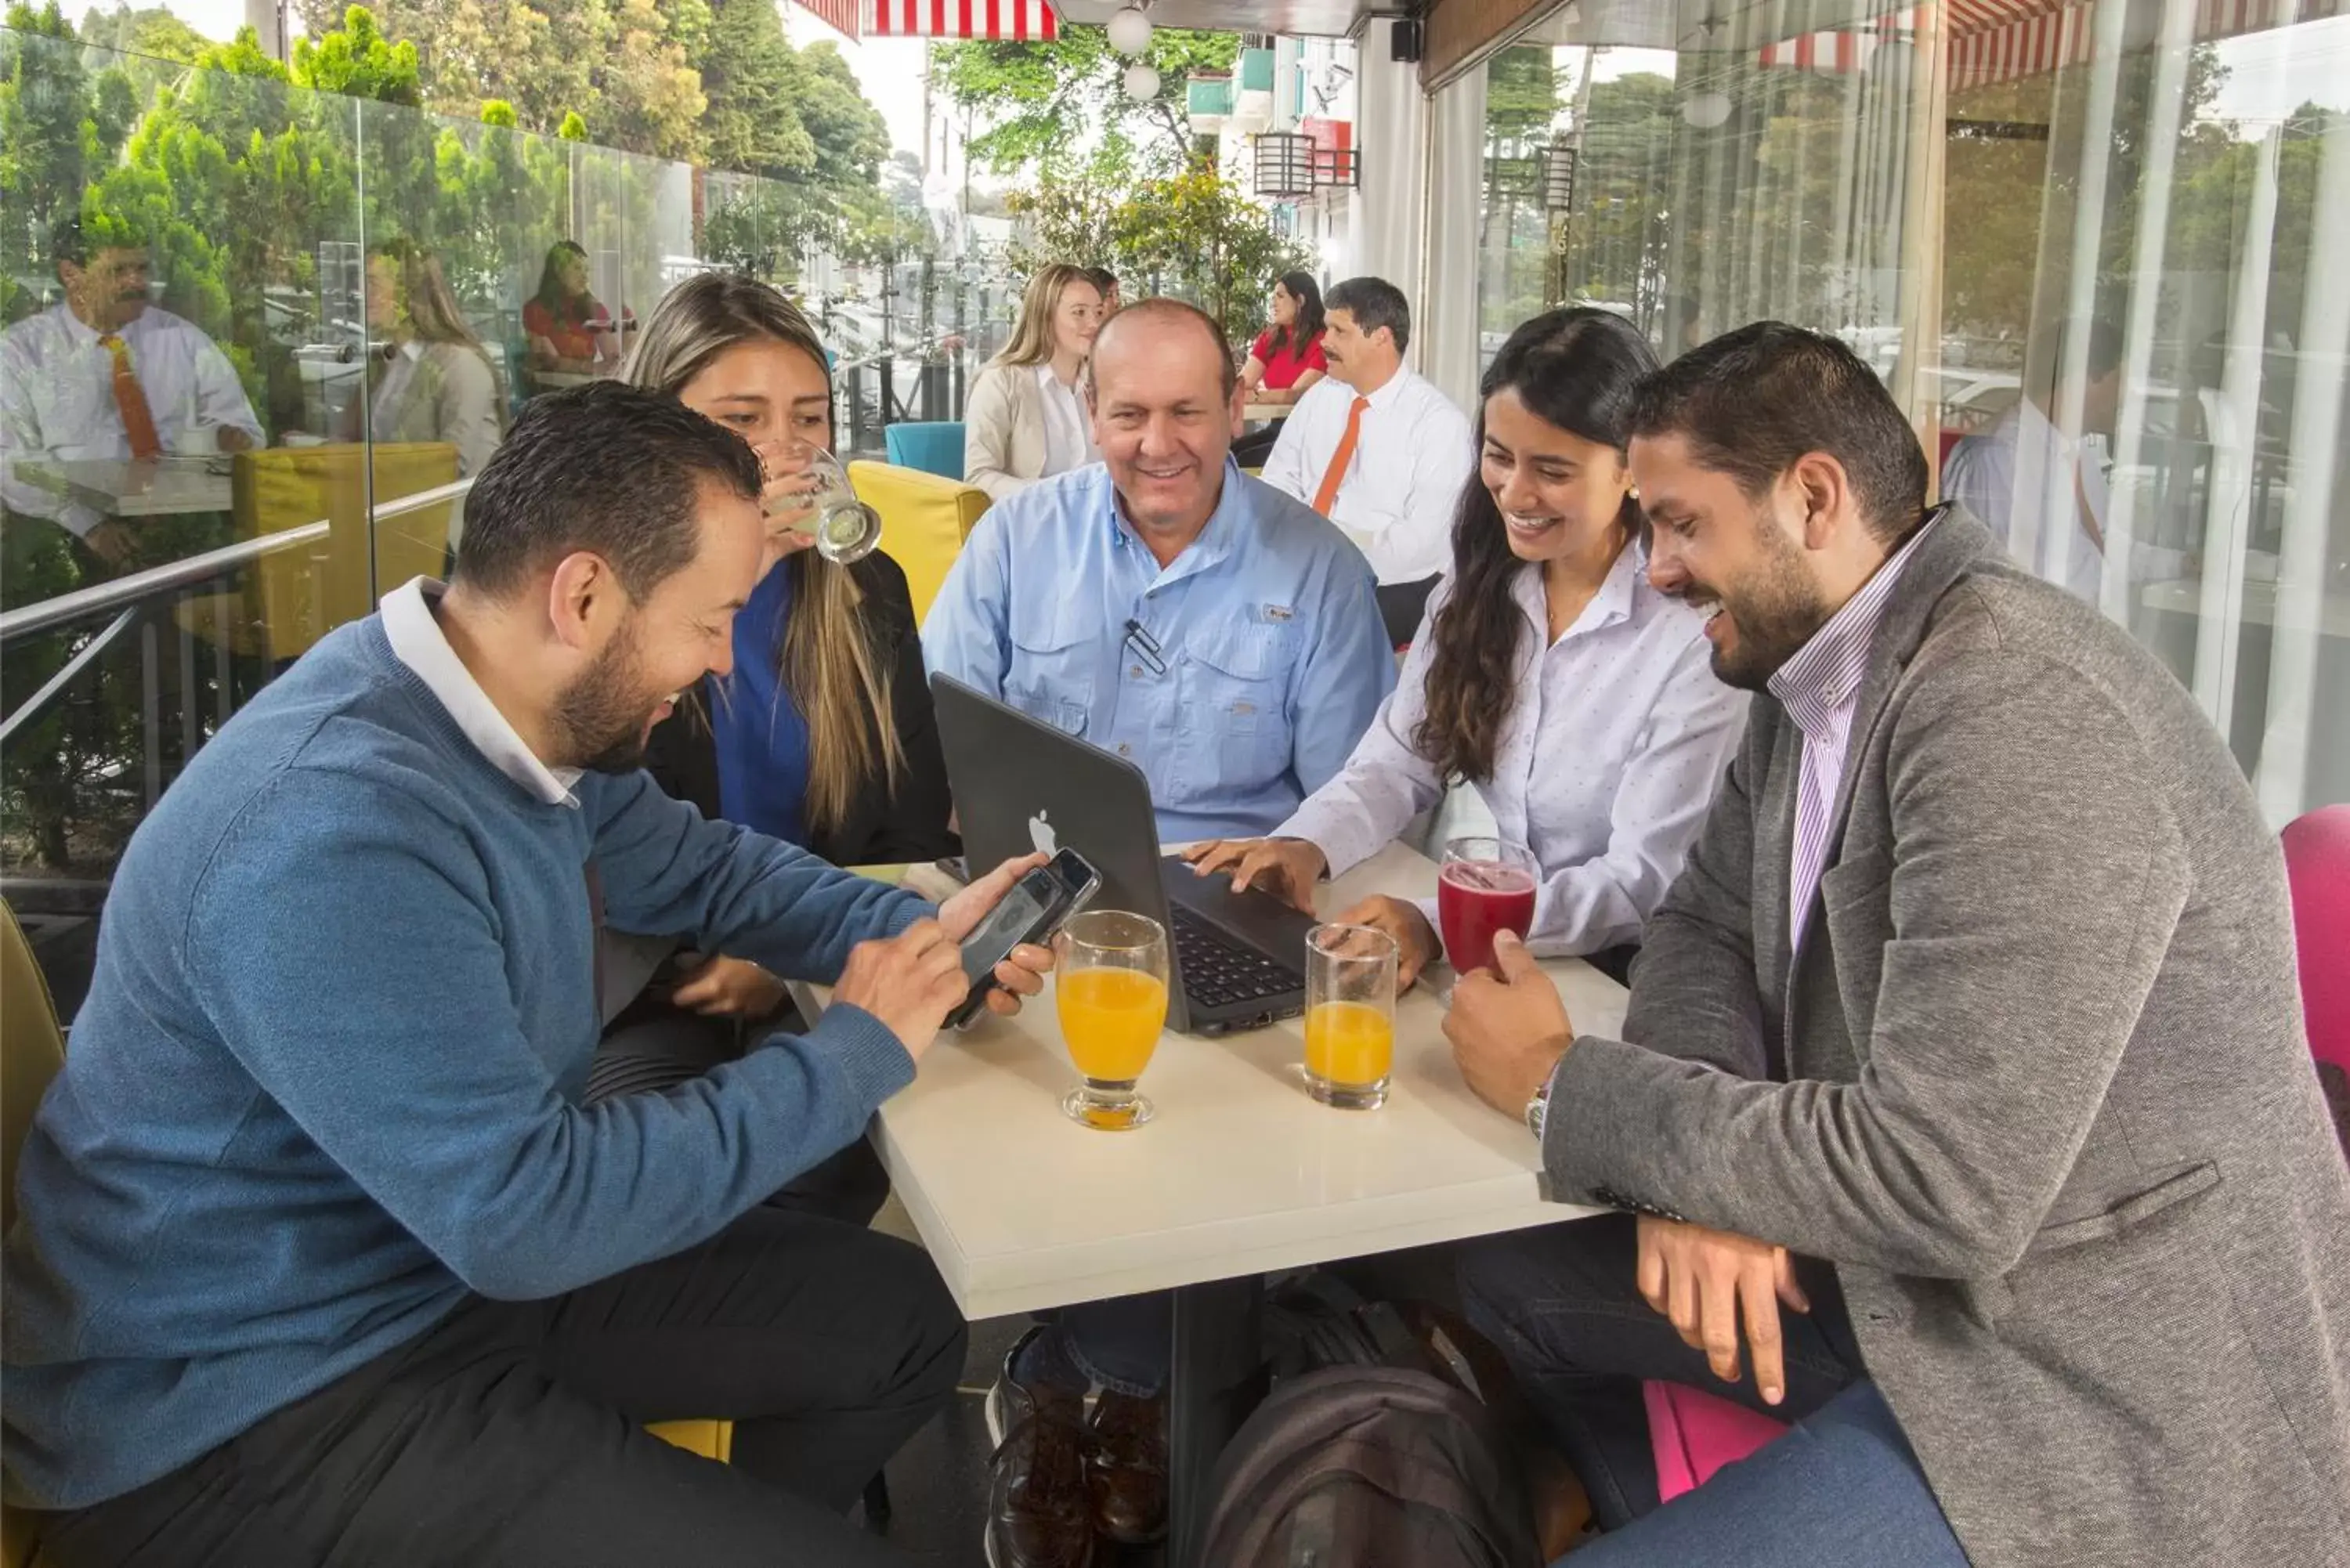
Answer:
[{"left": 1544, "top": 508, "right": 2350, "bottom": 1568}]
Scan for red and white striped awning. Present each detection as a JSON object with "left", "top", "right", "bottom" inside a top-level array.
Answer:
[
  {"left": 793, "top": 0, "right": 862, "bottom": 38},
  {"left": 1947, "top": 0, "right": 2342, "bottom": 90},
  {"left": 1756, "top": 5, "right": 1927, "bottom": 73},
  {"left": 862, "top": 0, "right": 1060, "bottom": 38},
  {"left": 1759, "top": 0, "right": 2341, "bottom": 89}
]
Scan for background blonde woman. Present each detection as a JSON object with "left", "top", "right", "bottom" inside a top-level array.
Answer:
[
  {"left": 963, "top": 262, "right": 1103, "bottom": 500},
  {"left": 346, "top": 238, "right": 503, "bottom": 478},
  {"left": 595, "top": 273, "right": 955, "bottom": 1219}
]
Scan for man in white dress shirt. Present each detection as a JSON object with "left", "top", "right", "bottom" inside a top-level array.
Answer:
[
  {"left": 1260, "top": 276, "right": 1474, "bottom": 638},
  {"left": 1, "top": 219, "right": 263, "bottom": 555}
]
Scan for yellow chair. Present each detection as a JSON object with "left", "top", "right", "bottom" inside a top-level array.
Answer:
[
  {"left": 2, "top": 901, "right": 65, "bottom": 1568},
  {"left": 175, "top": 443, "right": 461, "bottom": 666},
  {"left": 848, "top": 459, "right": 989, "bottom": 627},
  {"left": 0, "top": 901, "right": 734, "bottom": 1564}
]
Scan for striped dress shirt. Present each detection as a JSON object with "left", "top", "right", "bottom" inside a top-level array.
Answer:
[{"left": 1766, "top": 512, "right": 1942, "bottom": 958}]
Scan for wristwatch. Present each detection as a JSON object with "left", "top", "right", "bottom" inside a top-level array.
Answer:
[{"left": 1524, "top": 1075, "right": 1553, "bottom": 1144}]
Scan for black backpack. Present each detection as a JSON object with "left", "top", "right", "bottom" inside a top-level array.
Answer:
[{"left": 1198, "top": 1275, "right": 1546, "bottom": 1568}]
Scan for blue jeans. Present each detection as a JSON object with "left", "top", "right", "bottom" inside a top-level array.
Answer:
[
  {"left": 1459, "top": 1216, "right": 1965, "bottom": 1566},
  {"left": 1041, "top": 1293, "right": 1171, "bottom": 1398}
]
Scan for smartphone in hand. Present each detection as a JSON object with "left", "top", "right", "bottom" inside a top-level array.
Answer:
[{"left": 946, "top": 848, "right": 1100, "bottom": 1029}]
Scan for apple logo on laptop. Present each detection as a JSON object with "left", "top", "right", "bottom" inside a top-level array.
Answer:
[{"left": 1029, "top": 810, "right": 1058, "bottom": 858}]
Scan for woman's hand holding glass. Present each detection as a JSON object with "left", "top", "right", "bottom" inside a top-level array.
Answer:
[
  {"left": 748, "top": 440, "right": 824, "bottom": 573},
  {"left": 1182, "top": 836, "right": 1329, "bottom": 915},
  {"left": 1326, "top": 894, "right": 1442, "bottom": 992}
]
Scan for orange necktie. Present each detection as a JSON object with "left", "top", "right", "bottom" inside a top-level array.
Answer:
[
  {"left": 99, "top": 333, "right": 162, "bottom": 460},
  {"left": 1311, "top": 396, "right": 1370, "bottom": 516}
]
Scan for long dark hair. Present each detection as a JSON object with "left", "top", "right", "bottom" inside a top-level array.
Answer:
[
  {"left": 1269, "top": 270, "right": 1325, "bottom": 356},
  {"left": 533, "top": 240, "right": 597, "bottom": 319},
  {"left": 1415, "top": 308, "right": 1657, "bottom": 783}
]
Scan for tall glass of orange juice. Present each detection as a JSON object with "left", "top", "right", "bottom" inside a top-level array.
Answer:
[
  {"left": 1302, "top": 923, "right": 1398, "bottom": 1110},
  {"left": 1054, "top": 910, "right": 1170, "bottom": 1131}
]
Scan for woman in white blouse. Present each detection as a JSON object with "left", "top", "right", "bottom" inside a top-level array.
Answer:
[
  {"left": 1188, "top": 307, "right": 1749, "bottom": 987},
  {"left": 961, "top": 263, "right": 1104, "bottom": 501}
]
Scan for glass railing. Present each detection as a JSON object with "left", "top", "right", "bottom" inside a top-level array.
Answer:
[{"left": 0, "top": 22, "right": 1017, "bottom": 937}]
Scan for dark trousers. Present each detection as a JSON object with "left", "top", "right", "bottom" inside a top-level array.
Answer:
[
  {"left": 1457, "top": 1213, "right": 1857, "bottom": 1528},
  {"left": 1231, "top": 420, "right": 1285, "bottom": 467},
  {"left": 39, "top": 1209, "right": 967, "bottom": 1568},
  {"left": 1458, "top": 1216, "right": 1966, "bottom": 1567}
]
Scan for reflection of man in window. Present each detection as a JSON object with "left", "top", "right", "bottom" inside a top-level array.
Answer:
[
  {"left": 1941, "top": 320, "right": 2122, "bottom": 604},
  {"left": 0, "top": 217, "right": 263, "bottom": 551}
]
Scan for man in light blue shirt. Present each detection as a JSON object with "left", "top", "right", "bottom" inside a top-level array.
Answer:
[{"left": 923, "top": 298, "right": 1397, "bottom": 845}]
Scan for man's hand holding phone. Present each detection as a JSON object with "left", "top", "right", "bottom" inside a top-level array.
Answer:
[
  {"left": 831, "top": 922, "right": 970, "bottom": 1061},
  {"left": 938, "top": 853, "right": 1058, "bottom": 1021}
]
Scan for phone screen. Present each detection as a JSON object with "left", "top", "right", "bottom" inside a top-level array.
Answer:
[{"left": 958, "top": 871, "right": 1058, "bottom": 986}]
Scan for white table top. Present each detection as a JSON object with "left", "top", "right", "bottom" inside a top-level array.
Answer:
[
  {"left": 807, "top": 842, "right": 1621, "bottom": 1321},
  {"left": 15, "top": 456, "right": 233, "bottom": 518}
]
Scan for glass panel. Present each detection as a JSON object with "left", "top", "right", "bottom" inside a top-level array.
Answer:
[
  {"left": 1476, "top": 0, "right": 2345, "bottom": 818},
  {"left": 1936, "top": 0, "right": 2350, "bottom": 820},
  {"left": 0, "top": 15, "right": 1034, "bottom": 924},
  {"left": 4, "top": 23, "right": 367, "bottom": 892}
]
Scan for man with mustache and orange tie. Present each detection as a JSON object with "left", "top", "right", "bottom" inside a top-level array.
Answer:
[
  {"left": 1, "top": 217, "right": 262, "bottom": 562},
  {"left": 1259, "top": 276, "right": 1474, "bottom": 644}
]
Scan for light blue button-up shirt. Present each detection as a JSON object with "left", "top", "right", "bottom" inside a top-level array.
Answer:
[{"left": 923, "top": 460, "right": 1398, "bottom": 842}]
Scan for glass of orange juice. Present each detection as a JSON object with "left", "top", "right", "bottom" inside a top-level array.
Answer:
[
  {"left": 1302, "top": 923, "right": 1398, "bottom": 1110},
  {"left": 1054, "top": 910, "right": 1171, "bottom": 1131}
]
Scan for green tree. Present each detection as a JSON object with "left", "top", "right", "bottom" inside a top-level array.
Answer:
[
  {"left": 1485, "top": 44, "right": 1562, "bottom": 145},
  {"left": 699, "top": 0, "right": 816, "bottom": 179},
  {"left": 2, "top": 2, "right": 94, "bottom": 323},
  {"left": 290, "top": 0, "right": 707, "bottom": 161},
  {"left": 76, "top": 3, "right": 208, "bottom": 63},
  {"left": 291, "top": 5, "right": 420, "bottom": 105},
  {"left": 933, "top": 27, "right": 1239, "bottom": 175},
  {"left": 1009, "top": 164, "right": 1305, "bottom": 342}
]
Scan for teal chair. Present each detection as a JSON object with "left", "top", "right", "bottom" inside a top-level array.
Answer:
[{"left": 884, "top": 421, "right": 965, "bottom": 480}]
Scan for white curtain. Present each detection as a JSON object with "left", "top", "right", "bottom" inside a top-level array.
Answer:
[
  {"left": 1423, "top": 68, "right": 1489, "bottom": 410},
  {"left": 1346, "top": 19, "right": 1430, "bottom": 311}
]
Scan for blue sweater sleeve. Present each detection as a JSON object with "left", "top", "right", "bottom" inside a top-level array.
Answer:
[
  {"left": 583, "top": 768, "right": 931, "bottom": 977},
  {"left": 184, "top": 765, "right": 917, "bottom": 1300}
]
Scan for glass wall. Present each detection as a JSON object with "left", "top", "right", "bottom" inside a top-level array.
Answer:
[
  {"left": 1475, "top": 0, "right": 2348, "bottom": 824},
  {"left": 0, "top": 23, "right": 1002, "bottom": 894}
]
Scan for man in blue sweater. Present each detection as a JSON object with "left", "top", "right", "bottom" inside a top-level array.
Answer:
[{"left": 3, "top": 383, "right": 1051, "bottom": 1565}]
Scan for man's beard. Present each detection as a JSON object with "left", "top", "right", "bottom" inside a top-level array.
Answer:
[
  {"left": 553, "top": 623, "right": 660, "bottom": 775},
  {"left": 1694, "top": 508, "right": 1834, "bottom": 691}
]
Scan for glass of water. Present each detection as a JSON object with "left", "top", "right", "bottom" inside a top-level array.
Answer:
[{"left": 770, "top": 445, "right": 883, "bottom": 565}]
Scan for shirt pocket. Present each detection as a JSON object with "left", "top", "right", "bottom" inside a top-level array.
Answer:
[
  {"left": 1173, "top": 622, "right": 1296, "bottom": 802},
  {"left": 1006, "top": 601, "right": 1094, "bottom": 736}
]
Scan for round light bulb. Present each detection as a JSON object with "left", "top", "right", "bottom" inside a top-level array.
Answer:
[
  {"left": 1123, "top": 62, "right": 1162, "bottom": 100},
  {"left": 1680, "top": 90, "right": 1734, "bottom": 129},
  {"left": 1106, "top": 5, "right": 1152, "bottom": 56}
]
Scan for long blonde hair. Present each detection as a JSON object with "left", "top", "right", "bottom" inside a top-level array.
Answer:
[
  {"left": 991, "top": 263, "right": 1099, "bottom": 370},
  {"left": 620, "top": 271, "right": 901, "bottom": 836}
]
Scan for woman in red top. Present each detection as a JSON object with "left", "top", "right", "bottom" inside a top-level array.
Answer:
[
  {"left": 522, "top": 240, "right": 623, "bottom": 377},
  {"left": 1235, "top": 270, "right": 1329, "bottom": 464}
]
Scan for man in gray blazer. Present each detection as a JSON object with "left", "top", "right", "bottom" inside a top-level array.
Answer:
[{"left": 1444, "top": 323, "right": 2349, "bottom": 1568}]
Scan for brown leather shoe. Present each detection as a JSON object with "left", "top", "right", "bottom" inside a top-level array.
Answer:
[
  {"left": 985, "top": 1332, "right": 1095, "bottom": 1568},
  {"left": 1084, "top": 1387, "right": 1169, "bottom": 1546}
]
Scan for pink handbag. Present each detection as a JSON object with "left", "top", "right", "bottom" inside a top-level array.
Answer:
[{"left": 1645, "top": 1379, "right": 1791, "bottom": 1501}]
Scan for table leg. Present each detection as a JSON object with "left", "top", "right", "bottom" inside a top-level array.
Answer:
[{"left": 1166, "top": 1275, "right": 1267, "bottom": 1568}]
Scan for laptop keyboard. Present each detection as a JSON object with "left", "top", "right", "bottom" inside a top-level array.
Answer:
[{"left": 1171, "top": 907, "right": 1300, "bottom": 1010}]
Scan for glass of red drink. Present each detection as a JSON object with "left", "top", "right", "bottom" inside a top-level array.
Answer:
[{"left": 1437, "top": 838, "right": 1539, "bottom": 977}]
